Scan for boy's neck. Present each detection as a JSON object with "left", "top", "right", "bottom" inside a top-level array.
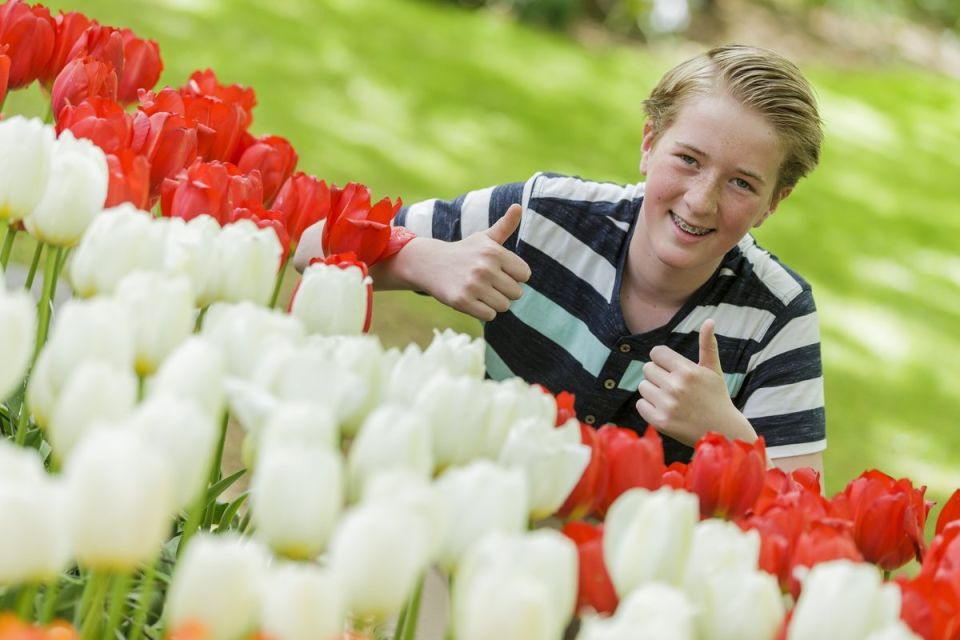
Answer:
[{"left": 623, "top": 225, "right": 721, "bottom": 310}]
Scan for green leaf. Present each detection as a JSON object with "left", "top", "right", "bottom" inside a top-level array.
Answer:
[
  {"left": 217, "top": 492, "right": 249, "bottom": 531},
  {"left": 205, "top": 468, "right": 246, "bottom": 506}
]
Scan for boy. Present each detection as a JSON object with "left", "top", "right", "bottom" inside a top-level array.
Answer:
[{"left": 299, "top": 44, "right": 826, "bottom": 474}]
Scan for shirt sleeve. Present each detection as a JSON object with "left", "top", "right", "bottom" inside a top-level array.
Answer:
[
  {"left": 393, "top": 182, "right": 527, "bottom": 250},
  {"left": 735, "top": 287, "right": 827, "bottom": 459}
]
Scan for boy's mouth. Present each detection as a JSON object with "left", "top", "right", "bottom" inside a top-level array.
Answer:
[{"left": 670, "top": 211, "right": 714, "bottom": 236}]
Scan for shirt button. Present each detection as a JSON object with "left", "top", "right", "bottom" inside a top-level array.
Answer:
[
  {"left": 619, "top": 344, "right": 631, "bottom": 353},
  {"left": 584, "top": 415, "right": 596, "bottom": 425},
  {"left": 603, "top": 378, "right": 616, "bottom": 390}
]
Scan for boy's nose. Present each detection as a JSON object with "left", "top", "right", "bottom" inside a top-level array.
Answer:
[{"left": 684, "top": 176, "right": 720, "bottom": 217}]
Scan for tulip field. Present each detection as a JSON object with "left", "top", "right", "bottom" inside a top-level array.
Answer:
[{"left": 3, "top": 0, "right": 960, "bottom": 639}]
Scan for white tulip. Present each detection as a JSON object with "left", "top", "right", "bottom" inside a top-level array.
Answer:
[
  {"left": 65, "top": 429, "right": 175, "bottom": 571},
  {"left": 27, "top": 297, "right": 135, "bottom": 429},
  {"left": 362, "top": 470, "right": 448, "bottom": 563},
  {"left": 328, "top": 501, "right": 432, "bottom": 620},
  {"left": 682, "top": 519, "right": 761, "bottom": 603},
  {"left": 147, "top": 336, "right": 225, "bottom": 421},
  {"left": 68, "top": 204, "right": 165, "bottom": 297},
  {"left": 318, "top": 335, "right": 385, "bottom": 434},
  {"left": 0, "top": 279, "right": 35, "bottom": 400},
  {"left": 222, "top": 376, "right": 280, "bottom": 442},
  {"left": 423, "top": 328, "right": 485, "bottom": 379},
  {"left": 114, "top": 271, "right": 194, "bottom": 376},
  {"left": 789, "top": 560, "right": 902, "bottom": 640},
  {"left": 347, "top": 405, "right": 433, "bottom": 501},
  {"left": 866, "top": 622, "right": 923, "bottom": 640},
  {"left": 453, "top": 530, "right": 577, "bottom": 640},
  {"left": 434, "top": 460, "right": 529, "bottom": 571},
  {"left": 698, "top": 570, "right": 785, "bottom": 640},
  {"left": 130, "top": 394, "right": 218, "bottom": 509},
  {"left": 210, "top": 219, "right": 282, "bottom": 305},
  {"left": 415, "top": 374, "right": 491, "bottom": 470},
  {"left": 499, "top": 416, "right": 591, "bottom": 520},
  {"left": 577, "top": 583, "right": 696, "bottom": 640},
  {"left": 257, "top": 401, "right": 339, "bottom": 459},
  {"left": 0, "top": 116, "right": 55, "bottom": 223},
  {"left": 604, "top": 487, "right": 699, "bottom": 596},
  {"left": 47, "top": 360, "right": 137, "bottom": 461},
  {"left": 250, "top": 445, "right": 343, "bottom": 559},
  {"left": 24, "top": 130, "right": 108, "bottom": 247},
  {"left": 261, "top": 562, "right": 345, "bottom": 640},
  {"left": 0, "top": 443, "right": 70, "bottom": 586},
  {"left": 166, "top": 533, "right": 270, "bottom": 640},
  {"left": 482, "top": 377, "right": 557, "bottom": 458},
  {"left": 381, "top": 344, "right": 436, "bottom": 405},
  {"left": 163, "top": 215, "right": 221, "bottom": 306},
  {"left": 290, "top": 261, "right": 369, "bottom": 336},
  {"left": 201, "top": 301, "right": 304, "bottom": 378}
]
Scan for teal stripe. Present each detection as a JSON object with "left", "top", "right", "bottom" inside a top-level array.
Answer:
[
  {"left": 485, "top": 344, "right": 515, "bottom": 381},
  {"left": 618, "top": 362, "right": 746, "bottom": 398},
  {"left": 510, "top": 285, "right": 609, "bottom": 376}
]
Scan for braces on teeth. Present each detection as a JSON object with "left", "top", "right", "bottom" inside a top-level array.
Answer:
[{"left": 672, "top": 213, "right": 711, "bottom": 236}]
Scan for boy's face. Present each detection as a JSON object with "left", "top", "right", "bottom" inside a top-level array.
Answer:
[{"left": 638, "top": 90, "right": 792, "bottom": 274}]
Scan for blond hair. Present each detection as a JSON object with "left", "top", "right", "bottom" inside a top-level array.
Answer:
[{"left": 643, "top": 44, "right": 822, "bottom": 194}]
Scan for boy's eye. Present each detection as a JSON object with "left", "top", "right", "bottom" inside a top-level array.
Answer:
[
  {"left": 678, "top": 154, "right": 696, "bottom": 165},
  {"left": 733, "top": 177, "right": 754, "bottom": 191}
]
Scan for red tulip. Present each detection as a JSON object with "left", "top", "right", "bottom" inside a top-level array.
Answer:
[
  {"left": 160, "top": 159, "right": 262, "bottom": 223},
  {"left": 937, "top": 490, "right": 960, "bottom": 537},
  {"left": 754, "top": 466, "right": 826, "bottom": 516},
  {"left": 685, "top": 432, "right": 766, "bottom": 520},
  {"left": 561, "top": 521, "right": 618, "bottom": 615},
  {"left": 0, "top": 45, "right": 9, "bottom": 106},
  {"left": 105, "top": 150, "right": 150, "bottom": 210},
  {"left": 40, "top": 10, "right": 91, "bottom": 88},
  {"left": 50, "top": 55, "right": 117, "bottom": 121},
  {"left": 116, "top": 29, "right": 161, "bottom": 104},
  {"left": 322, "top": 183, "right": 404, "bottom": 265},
  {"left": 64, "top": 23, "right": 123, "bottom": 76},
  {"left": 0, "top": 0, "right": 55, "bottom": 89},
  {"left": 556, "top": 423, "right": 607, "bottom": 521},
  {"left": 138, "top": 85, "right": 184, "bottom": 115},
  {"left": 130, "top": 110, "right": 198, "bottom": 197},
  {"left": 897, "top": 572, "right": 960, "bottom": 640},
  {"left": 661, "top": 461, "right": 687, "bottom": 489},
  {"left": 554, "top": 390, "right": 577, "bottom": 426},
  {"left": 272, "top": 172, "right": 331, "bottom": 245},
  {"left": 56, "top": 96, "right": 132, "bottom": 154},
  {"left": 788, "top": 520, "right": 863, "bottom": 599},
  {"left": 596, "top": 425, "right": 665, "bottom": 517},
  {"left": 182, "top": 68, "right": 256, "bottom": 128},
  {"left": 834, "top": 469, "right": 932, "bottom": 572},
  {"left": 183, "top": 94, "right": 245, "bottom": 162},
  {"left": 225, "top": 203, "right": 290, "bottom": 263},
  {"left": 235, "top": 134, "right": 298, "bottom": 206}
]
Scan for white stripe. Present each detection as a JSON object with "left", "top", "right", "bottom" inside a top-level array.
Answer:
[
  {"left": 719, "top": 268, "right": 736, "bottom": 277},
  {"left": 523, "top": 207, "right": 617, "bottom": 300},
  {"left": 748, "top": 312, "right": 820, "bottom": 371},
  {"left": 610, "top": 218, "right": 631, "bottom": 232},
  {"left": 461, "top": 187, "right": 494, "bottom": 238},
  {"left": 767, "top": 439, "right": 827, "bottom": 459},
  {"left": 402, "top": 198, "right": 438, "bottom": 238},
  {"left": 673, "top": 303, "right": 776, "bottom": 341},
  {"left": 535, "top": 175, "right": 642, "bottom": 203},
  {"left": 739, "top": 235, "right": 803, "bottom": 305},
  {"left": 742, "top": 378, "right": 824, "bottom": 419}
]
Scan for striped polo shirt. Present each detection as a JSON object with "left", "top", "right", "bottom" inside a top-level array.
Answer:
[{"left": 395, "top": 172, "right": 826, "bottom": 463}]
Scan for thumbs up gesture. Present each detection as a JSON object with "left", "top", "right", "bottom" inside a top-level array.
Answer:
[{"left": 636, "top": 319, "right": 759, "bottom": 446}]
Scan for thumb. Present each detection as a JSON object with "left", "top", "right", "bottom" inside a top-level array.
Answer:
[
  {"left": 698, "top": 319, "right": 723, "bottom": 374},
  {"left": 485, "top": 204, "right": 522, "bottom": 245}
]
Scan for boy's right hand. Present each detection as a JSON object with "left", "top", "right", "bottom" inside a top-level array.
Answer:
[{"left": 385, "top": 204, "right": 532, "bottom": 322}]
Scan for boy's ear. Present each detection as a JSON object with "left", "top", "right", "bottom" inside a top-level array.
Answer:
[
  {"left": 639, "top": 122, "right": 657, "bottom": 175},
  {"left": 754, "top": 186, "right": 793, "bottom": 228}
]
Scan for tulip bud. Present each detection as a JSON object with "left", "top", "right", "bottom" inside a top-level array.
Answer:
[
  {"left": 235, "top": 134, "right": 298, "bottom": 206},
  {"left": 289, "top": 260, "right": 370, "bottom": 336},
  {"left": 201, "top": 301, "right": 305, "bottom": 377},
  {"left": 362, "top": 470, "right": 448, "bottom": 563},
  {"left": 115, "top": 271, "right": 194, "bottom": 375},
  {"left": 24, "top": 130, "right": 109, "bottom": 247},
  {"left": 0, "top": 278, "right": 35, "bottom": 400},
  {"left": 347, "top": 405, "right": 433, "bottom": 502},
  {"left": 423, "top": 328, "right": 485, "bottom": 379},
  {"left": 210, "top": 219, "right": 283, "bottom": 305},
  {"left": 166, "top": 533, "right": 270, "bottom": 640},
  {"left": 0, "top": 116, "right": 55, "bottom": 223},
  {"left": 163, "top": 214, "right": 222, "bottom": 306},
  {"left": 864, "top": 622, "right": 924, "bottom": 640},
  {"left": 147, "top": 336, "right": 225, "bottom": 421},
  {"left": 499, "top": 417, "right": 591, "bottom": 520},
  {"left": 561, "top": 522, "right": 618, "bottom": 616},
  {"left": 697, "top": 569, "right": 785, "bottom": 640},
  {"left": 603, "top": 487, "right": 698, "bottom": 596},
  {"left": 321, "top": 335, "right": 385, "bottom": 435},
  {"left": 256, "top": 401, "right": 339, "bottom": 461},
  {"left": 788, "top": 560, "right": 902, "bottom": 640},
  {"left": 482, "top": 377, "right": 558, "bottom": 458},
  {"left": 117, "top": 30, "right": 162, "bottom": 104},
  {"left": 250, "top": 445, "right": 344, "bottom": 560},
  {"left": 65, "top": 429, "right": 175, "bottom": 571},
  {"left": 328, "top": 501, "right": 432, "bottom": 620},
  {"left": 681, "top": 519, "right": 761, "bottom": 603},
  {"left": 104, "top": 150, "right": 151, "bottom": 210},
  {"left": 415, "top": 374, "right": 491, "bottom": 470},
  {"left": 260, "top": 563, "right": 344, "bottom": 640},
  {"left": 434, "top": 460, "right": 529, "bottom": 571},
  {"left": 68, "top": 203, "right": 165, "bottom": 297},
  {"left": 686, "top": 432, "right": 766, "bottom": 520},
  {"left": 452, "top": 530, "right": 578, "bottom": 640},
  {"left": 576, "top": 583, "right": 696, "bottom": 640}
]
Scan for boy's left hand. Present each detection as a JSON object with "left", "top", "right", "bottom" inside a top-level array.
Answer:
[{"left": 635, "top": 319, "right": 757, "bottom": 446}]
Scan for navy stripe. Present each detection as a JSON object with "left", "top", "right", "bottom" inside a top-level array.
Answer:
[{"left": 432, "top": 194, "right": 466, "bottom": 242}]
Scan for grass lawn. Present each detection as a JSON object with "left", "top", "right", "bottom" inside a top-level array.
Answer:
[{"left": 20, "top": 0, "right": 960, "bottom": 508}]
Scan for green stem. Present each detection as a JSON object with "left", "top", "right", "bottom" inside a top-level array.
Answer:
[
  {"left": 193, "top": 305, "right": 209, "bottom": 333},
  {"left": 103, "top": 573, "right": 132, "bottom": 640},
  {"left": 74, "top": 570, "right": 94, "bottom": 627},
  {"left": 24, "top": 241, "right": 43, "bottom": 290},
  {"left": 33, "top": 245, "right": 59, "bottom": 363},
  {"left": 393, "top": 602, "right": 409, "bottom": 640},
  {"left": 43, "top": 101, "right": 53, "bottom": 125},
  {"left": 0, "top": 224, "right": 16, "bottom": 271},
  {"left": 128, "top": 560, "right": 157, "bottom": 640},
  {"left": 78, "top": 572, "right": 109, "bottom": 638},
  {"left": 53, "top": 247, "right": 70, "bottom": 281},
  {"left": 399, "top": 574, "right": 425, "bottom": 640},
  {"left": 40, "top": 578, "right": 61, "bottom": 624},
  {"left": 179, "top": 486, "right": 207, "bottom": 558},
  {"left": 202, "top": 412, "right": 230, "bottom": 529},
  {"left": 13, "top": 397, "right": 30, "bottom": 446},
  {"left": 16, "top": 583, "right": 38, "bottom": 620},
  {"left": 269, "top": 252, "right": 292, "bottom": 309},
  {"left": 137, "top": 375, "right": 146, "bottom": 402}
]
